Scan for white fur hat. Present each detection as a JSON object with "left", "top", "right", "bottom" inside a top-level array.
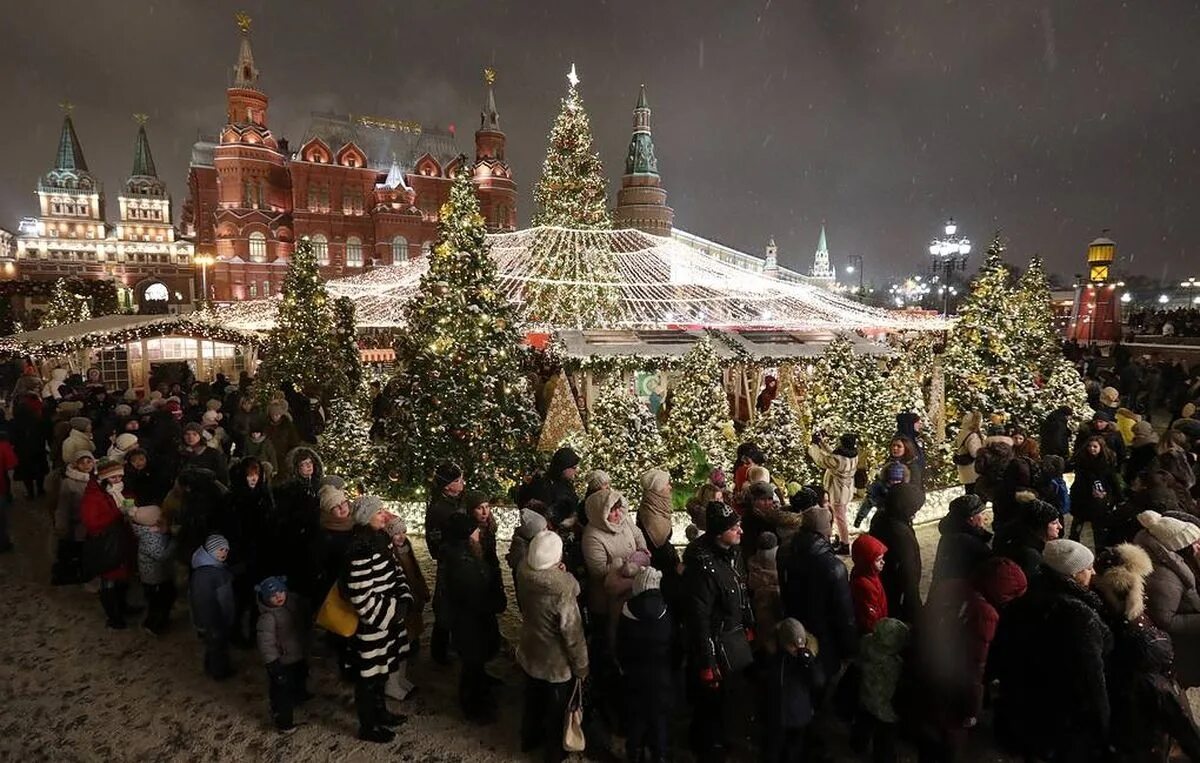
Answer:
[{"left": 526, "top": 530, "right": 564, "bottom": 571}]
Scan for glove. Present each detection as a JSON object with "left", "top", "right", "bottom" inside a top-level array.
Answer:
[
  {"left": 745, "top": 627, "right": 756, "bottom": 644},
  {"left": 699, "top": 666, "right": 721, "bottom": 688}
]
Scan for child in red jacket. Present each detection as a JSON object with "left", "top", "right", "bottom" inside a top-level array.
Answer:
[{"left": 850, "top": 533, "right": 888, "bottom": 634}]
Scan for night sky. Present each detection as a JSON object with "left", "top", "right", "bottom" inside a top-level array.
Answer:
[{"left": 3, "top": 1, "right": 1198, "bottom": 282}]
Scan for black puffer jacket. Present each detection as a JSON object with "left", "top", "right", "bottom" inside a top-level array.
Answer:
[
  {"left": 992, "top": 569, "right": 1112, "bottom": 759},
  {"left": 270, "top": 447, "right": 325, "bottom": 599},
  {"left": 1039, "top": 407, "right": 1073, "bottom": 460},
  {"left": 440, "top": 539, "right": 505, "bottom": 664},
  {"left": 616, "top": 588, "right": 674, "bottom": 708},
  {"left": 681, "top": 533, "right": 752, "bottom": 674},
  {"left": 869, "top": 483, "right": 924, "bottom": 624},
  {"left": 930, "top": 514, "right": 993, "bottom": 588},
  {"left": 777, "top": 528, "right": 857, "bottom": 682}
]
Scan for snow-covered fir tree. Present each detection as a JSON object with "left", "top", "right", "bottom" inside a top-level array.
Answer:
[
  {"left": 663, "top": 338, "right": 734, "bottom": 479},
  {"left": 40, "top": 278, "right": 91, "bottom": 328},
  {"left": 523, "top": 65, "right": 621, "bottom": 328},
  {"left": 382, "top": 159, "right": 541, "bottom": 495},
  {"left": 579, "top": 376, "right": 666, "bottom": 502},
  {"left": 746, "top": 376, "right": 815, "bottom": 487}
]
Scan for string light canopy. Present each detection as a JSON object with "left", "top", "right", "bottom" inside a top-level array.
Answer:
[{"left": 214, "top": 226, "right": 947, "bottom": 333}]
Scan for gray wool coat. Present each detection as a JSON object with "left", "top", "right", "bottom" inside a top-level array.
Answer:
[{"left": 1136, "top": 529, "right": 1200, "bottom": 687}]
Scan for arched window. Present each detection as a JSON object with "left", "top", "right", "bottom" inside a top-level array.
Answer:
[
  {"left": 391, "top": 235, "right": 408, "bottom": 261},
  {"left": 248, "top": 231, "right": 267, "bottom": 263},
  {"left": 421, "top": 240, "right": 433, "bottom": 256},
  {"left": 263, "top": 280, "right": 271, "bottom": 296},
  {"left": 143, "top": 283, "right": 169, "bottom": 302},
  {"left": 312, "top": 234, "right": 329, "bottom": 265},
  {"left": 345, "top": 236, "right": 363, "bottom": 267}
]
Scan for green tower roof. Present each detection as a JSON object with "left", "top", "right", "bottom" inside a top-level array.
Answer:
[
  {"left": 55, "top": 113, "right": 89, "bottom": 172},
  {"left": 131, "top": 123, "right": 158, "bottom": 177}
]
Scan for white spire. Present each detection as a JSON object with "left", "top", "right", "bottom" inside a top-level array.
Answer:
[{"left": 378, "top": 155, "right": 410, "bottom": 191}]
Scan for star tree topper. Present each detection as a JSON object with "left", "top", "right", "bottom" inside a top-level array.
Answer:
[{"left": 567, "top": 63, "right": 580, "bottom": 87}]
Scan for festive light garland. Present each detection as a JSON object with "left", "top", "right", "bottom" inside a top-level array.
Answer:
[
  {"left": 213, "top": 226, "right": 948, "bottom": 336},
  {"left": 0, "top": 314, "right": 263, "bottom": 356}
]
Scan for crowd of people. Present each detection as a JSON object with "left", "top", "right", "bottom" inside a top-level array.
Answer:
[
  {"left": 1127, "top": 308, "right": 1200, "bottom": 338},
  {"left": 4, "top": 354, "right": 1200, "bottom": 762}
]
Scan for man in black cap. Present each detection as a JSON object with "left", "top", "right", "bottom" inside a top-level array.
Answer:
[
  {"left": 520, "top": 447, "right": 581, "bottom": 523},
  {"left": 929, "top": 493, "right": 994, "bottom": 588},
  {"left": 681, "top": 501, "right": 753, "bottom": 762},
  {"left": 425, "top": 460, "right": 465, "bottom": 665}
]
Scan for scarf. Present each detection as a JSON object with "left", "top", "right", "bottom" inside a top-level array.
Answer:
[{"left": 638, "top": 488, "right": 674, "bottom": 548}]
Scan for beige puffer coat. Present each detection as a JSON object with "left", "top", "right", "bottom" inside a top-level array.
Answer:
[
  {"left": 581, "top": 488, "right": 648, "bottom": 616},
  {"left": 515, "top": 565, "right": 589, "bottom": 683}
]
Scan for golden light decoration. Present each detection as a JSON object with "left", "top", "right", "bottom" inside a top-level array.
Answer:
[
  {"left": 483, "top": 67, "right": 496, "bottom": 85},
  {"left": 235, "top": 11, "right": 252, "bottom": 33}
]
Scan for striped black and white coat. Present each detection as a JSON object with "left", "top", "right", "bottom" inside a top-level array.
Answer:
[{"left": 340, "top": 527, "right": 413, "bottom": 679}]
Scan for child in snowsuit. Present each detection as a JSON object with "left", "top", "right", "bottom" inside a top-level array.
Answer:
[
  {"left": 849, "top": 533, "right": 889, "bottom": 634},
  {"left": 255, "top": 575, "right": 310, "bottom": 732},
  {"left": 128, "top": 505, "right": 176, "bottom": 634},
  {"left": 857, "top": 617, "right": 910, "bottom": 763},
  {"left": 762, "top": 618, "right": 822, "bottom": 763},
  {"left": 190, "top": 534, "right": 236, "bottom": 680}
]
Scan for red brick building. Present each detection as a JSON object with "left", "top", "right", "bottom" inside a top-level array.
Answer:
[{"left": 182, "top": 21, "right": 517, "bottom": 303}]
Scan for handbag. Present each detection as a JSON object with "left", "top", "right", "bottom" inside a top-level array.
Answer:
[
  {"left": 82, "top": 524, "right": 124, "bottom": 577},
  {"left": 316, "top": 583, "right": 358, "bottom": 637},
  {"left": 716, "top": 625, "right": 754, "bottom": 674},
  {"left": 953, "top": 452, "right": 976, "bottom": 466},
  {"left": 563, "top": 677, "right": 586, "bottom": 752}
]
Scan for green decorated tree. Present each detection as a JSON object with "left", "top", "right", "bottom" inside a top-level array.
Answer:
[
  {"left": 747, "top": 375, "right": 815, "bottom": 487},
  {"left": 331, "top": 296, "right": 364, "bottom": 394},
  {"left": 256, "top": 237, "right": 344, "bottom": 400},
  {"left": 579, "top": 376, "right": 667, "bottom": 502},
  {"left": 40, "top": 278, "right": 92, "bottom": 328},
  {"left": 944, "top": 237, "right": 1088, "bottom": 432},
  {"left": 382, "top": 160, "right": 541, "bottom": 495},
  {"left": 320, "top": 395, "right": 378, "bottom": 492},
  {"left": 807, "top": 336, "right": 895, "bottom": 472},
  {"left": 524, "top": 65, "right": 621, "bottom": 328},
  {"left": 663, "top": 338, "right": 734, "bottom": 479}
]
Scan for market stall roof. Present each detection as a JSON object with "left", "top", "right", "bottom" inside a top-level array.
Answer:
[
  {"left": 553, "top": 328, "right": 892, "bottom": 370},
  {"left": 0, "top": 313, "right": 264, "bottom": 356},
  {"left": 214, "top": 226, "right": 948, "bottom": 334}
]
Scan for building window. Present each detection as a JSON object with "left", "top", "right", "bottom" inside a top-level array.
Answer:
[
  {"left": 263, "top": 280, "right": 271, "bottom": 296},
  {"left": 312, "top": 234, "right": 329, "bottom": 265},
  {"left": 343, "top": 189, "right": 363, "bottom": 216},
  {"left": 391, "top": 235, "right": 408, "bottom": 261},
  {"left": 346, "top": 236, "right": 363, "bottom": 267},
  {"left": 249, "top": 231, "right": 267, "bottom": 263},
  {"left": 249, "top": 282, "right": 258, "bottom": 298},
  {"left": 421, "top": 241, "right": 433, "bottom": 256}
]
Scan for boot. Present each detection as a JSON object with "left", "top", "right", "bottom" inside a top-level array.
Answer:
[
  {"left": 100, "top": 587, "right": 126, "bottom": 629},
  {"left": 357, "top": 725, "right": 395, "bottom": 743}
]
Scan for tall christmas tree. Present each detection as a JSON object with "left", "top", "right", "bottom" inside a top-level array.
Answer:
[
  {"left": 579, "top": 376, "right": 667, "bottom": 502},
  {"left": 524, "top": 64, "right": 621, "bottom": 328},
  {"left": 944, "top": 237, "right": 1088, "bottom": 431},
  {"left": 331, "top": 296, "right": 364, "bottom": 393},
  {"left": 320, "top": 395, "right": 377, "bottom": 493},
  {"left": 382, "top": 159, "right": 541, "bottom": 495},
  {"left": 747, "top": 374, "right": 814, "bottom": 487},
  {"left": 806, "top": 336, "right": 898, "bottom": 472},
  {"left": 663, "top": 338, "right": 734, "bottom": 479},
  {"left": 256, "top": 237, "right": 344, "bottom": 400},
  {"left": 40, "top": 278, "right": 91, "bottom": 328}
]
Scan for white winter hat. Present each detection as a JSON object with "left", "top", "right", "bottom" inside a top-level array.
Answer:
[
  {"left": 113, "top": 433, "right": 139, "bottom": 453},
  {"left": 1042, "top": 539, "right": 1095, "bottom": 577},
  {"left": 1139, "top": 510, "right": 1200, "bottom": 553},
  {"left": 632, "top": 566, "right": 662, "bottom": 596},
  {"left": 526, "top": 530, "right": 564, "bottom": 571},
  {"left": 640, "top": 469, "right": 670, "bottom": 494},
  {"left": 747, "top": 465, "right": 771, "bottom": 485}
]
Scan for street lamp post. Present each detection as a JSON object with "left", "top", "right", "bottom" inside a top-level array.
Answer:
[
  {"left": 928, "top": 218, "right": 971, "bottom": 316},
  {"left": 194, "top": 254, "right": 214, "bottom": 308},
  {"left": 845, "top": 255, "right": 864, "bottom": 295}
]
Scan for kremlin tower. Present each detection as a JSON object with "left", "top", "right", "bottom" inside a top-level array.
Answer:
[
  {"left": 473, "top": 68, "right": 517, "bottom": 232},
  {"left": 612, "top": 85, "right": 673, "bottom": 236}
]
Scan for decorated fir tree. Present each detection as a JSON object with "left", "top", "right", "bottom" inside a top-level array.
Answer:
[
  {"left": 524, "top": 65, "right": 621, "bottom": 328},
  {"left": 331, "top": 296, "right": 364, "bottom": 393},
  {"left": 944, "top": 237, "right": 1088, "bottom": 432},
  {"left": 579, "top": 375, "right": 667, "bottom": 502},
  {"left": 320, "top": 394, "right": 378, "bottom": 493},
  {"left": 532, "top": 64, "right": 611, "bottom": 230},
  {"left": 40, "top": 278, "right": 92, "bottom": 328},
  {"left": 255, "top": 237, "right": 344, "bottom": 400},
  {"left": 662, "top": 338, "right": 734, "bottom": 479},
  {"left": 807, "top": 336, "right": 894, "bottom": 472},
  {"left": 382, "top": 159, "right": 541, "bottom": 495},
  {"left": 746, "top": 374, "right": 815, "bottom": 487}
]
